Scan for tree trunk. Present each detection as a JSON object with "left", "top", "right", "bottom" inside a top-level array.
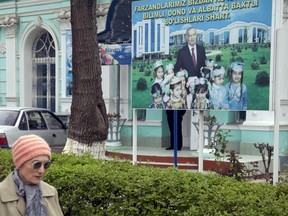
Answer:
[{"left": 63, "top": 0, "right": 108, "bottom": 158}]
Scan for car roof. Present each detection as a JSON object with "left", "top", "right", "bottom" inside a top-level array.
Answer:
[{"left": 0, "top": 107, "right": 49, "bottom": 111}]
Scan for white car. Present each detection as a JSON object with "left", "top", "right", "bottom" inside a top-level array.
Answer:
[{"left": 0, "top": 107, "right": 68, "bottom": 148}]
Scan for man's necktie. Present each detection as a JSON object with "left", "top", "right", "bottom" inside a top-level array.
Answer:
[{"left": 192, "top": 48, "right": 196, "bottom": 68}]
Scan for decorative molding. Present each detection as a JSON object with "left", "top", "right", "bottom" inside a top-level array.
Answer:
[
  {"left": 34, "top": 16, "right": 42, "bottom": 28},
  {"left": 0, "top": 16, "right": 17, "bottom": 27},
  {"left": 5, "top": 25, "right": 17, "bottom": 37},
  {"left": 16, "top": 0, "right": 65, "bottom": 8},
  {"left": 96, "top": 3, "right": 111, "bottom": 32},
  {"left": 55, "top": 9, "right": 71, "bottom": 31},
  {"left": 59, "top": 19, "right": 71, "bottom": 32},
  {"left": 56, "top": 9, "right": 70, "bottom": 21},
  {"left": 96, "top": 3, "right": 111, "bottom": 16},
  {"left": 55, "top": 2, "right": 110, "bottom": 21},
  {"left": 5, "top": 96, "right": 18, "bottom": 102},
  {"left": 97, "top": 15, "right": 108, "bottom": 32},
  {"left": 284, "top": 0, "right": 288, "bottom": 20},
  {"left": 55, "top": 3, "right": 111, "bottom": 32},
  {"left": 281, "top": 99, "right": 288, "bottom": 105},
  {"left": 0, "top": 42, "right": 6, "bottom": 54}
]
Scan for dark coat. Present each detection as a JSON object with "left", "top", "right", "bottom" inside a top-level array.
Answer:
[{"left": 174, "top": 44, "right": 207, "bottom": 78}]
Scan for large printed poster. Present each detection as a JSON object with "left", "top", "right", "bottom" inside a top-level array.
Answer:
[
  {"left": 65, "top": 29, "right": 131, "bottom": 97},
  {"left": 131, "top": 0, "right": 272, "bottom": 111}
]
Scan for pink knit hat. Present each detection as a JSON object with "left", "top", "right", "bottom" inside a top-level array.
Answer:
[{"left": 12, "top": 134, "right": 51, "bottom": 169}]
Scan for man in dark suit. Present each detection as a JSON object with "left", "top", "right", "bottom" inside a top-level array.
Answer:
[
  {"left": 166, "top": 26, "right": 207, "bottom": 151},
  {"left": 174, "top": 27, "right": 207, "bottom": 77}
]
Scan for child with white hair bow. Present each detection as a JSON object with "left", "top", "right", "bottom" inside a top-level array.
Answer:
[
  {"left": 200, "top": 59, "right": 216, "bottom": 80},
  {"left": 186, "top": 76, "right": 198, "bottom": 109},
  {"left": 186, "top": 77, "right": 211, "bottom": 110},
  {"left": 210, "top": 66, "right": 228, "bottom": 109},
  {"left": 176, "top": 69, "right": 188, "bottom": 99},
  {"left": 166, "top": 76, "right": 187, "bottom": 109},
  {"left": 225, "top": 62, "right": 248, "bottom": 110}
]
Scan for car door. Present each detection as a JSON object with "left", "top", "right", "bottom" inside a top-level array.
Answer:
[
  {"left": 40, "top": 110, "right": 68, "bottom": 147},
  {"left": 26, "top": 110, "right": 55, "bottom": 146}
]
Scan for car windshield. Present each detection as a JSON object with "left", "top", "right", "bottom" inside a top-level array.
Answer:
[{"left": 0, "top": 110, "right": 19, "bottom": 126}]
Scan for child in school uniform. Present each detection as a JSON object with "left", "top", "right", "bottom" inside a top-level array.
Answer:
[
  {"left": 225, "top": 62, "right": 248, "bottom": 110},
  {"left": 153, "top": 60, "right": 174, "bottom": 101},
  {"left": 166, "top": 77, "right": 187, "bottom": 109},
  {"left": 185, "top": 76, "right": 198, "bottom": 109},
  {"left": 191, "top": 77, "right": 211, "bottom": 110},
  {"left": 176, "top": 69, "right": 188, "bottom": 99},
  {"left": 149, "top": 82, "right": 165, "bottom": 109},
  {"left": 162, "top": 63, "right": 175, "bottom": 102},
  {"left": 200, "top": 59, "right": 216, "bottom": 80},
  {"left": 210, "top": 66, "right": 228, "bottom": 109},
  {"left": 153, "top": 60, "right": 165, "bottom": 85}
]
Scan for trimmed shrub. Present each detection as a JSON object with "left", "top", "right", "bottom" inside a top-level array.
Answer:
[
  {"left": 1, "top": 151, "right": 288, "bottom": 215},
  {"left": 136, "top": 77, "right": 147, "bottom": 91},
  {"left": 144, "top": 69, "right": 151, "bottom": 76},
  {"left": 251, "top": 44, "right": 258, "bottom": 52},
  {"left": 139, "top": 64, "right": 144, "bottom": 72},
  {"left": 259, "top": 55, "right": 267, "bottom": 64},
  {"left": 215, "top": 54, "right": 221, "bottom": 61},
  {"left": 251, "top": 61, "right": 260, "bottom": 70},
  {"left": 255, "top": 70, "right": 270, "bottom": 86},
  {"left": 235, "top": 57, "right": 244, "bottom": 63},
  {"left": 231, "top": 50, "right": 237, "bottom": 56},
  {"left": 0, "top": 150, "right": 14, "bottom": 180}
]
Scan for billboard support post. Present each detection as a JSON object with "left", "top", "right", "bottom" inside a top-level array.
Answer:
[
  {"left": 198, "top": 110, "right": 204, "bottom": 172},
  {"left": 173, "top": 110, "right": 178, "bottom": 167},
  {"left": 116, "top": 65, "right": 120, "bottom": 115},
  {"left": 132, "top": 109, "right": 138, "bottom": 165},
  {"left": 272, "top": 0, "right": 283, "bottom": 185}
]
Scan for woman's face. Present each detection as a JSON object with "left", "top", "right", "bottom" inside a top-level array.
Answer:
[
  {"left": 155, "top": 67, "right": 164, "bottom": 79},
  {"left": 18, "top": 155, "right": 50, "bottom": 185},
  {"left": 231, "top": 71, "right": 242, "bottom": 83}
]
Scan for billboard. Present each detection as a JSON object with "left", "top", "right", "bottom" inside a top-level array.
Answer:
[
  {"left": 99, "top": 43, "right": 131, "bottom": 65},
  {"left": 65, "top": 30, "right": 131, "bottom": 97},
  {"left": 131, "top": 0, "right": 272, "bottom": 111}
]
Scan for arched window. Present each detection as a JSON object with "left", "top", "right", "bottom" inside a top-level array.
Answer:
[
  {"left": 33, "top": 32, "right": 55, "bottom": 58},
  {"left": 32, "top": 31, "right": 56, "bottom": 112}
]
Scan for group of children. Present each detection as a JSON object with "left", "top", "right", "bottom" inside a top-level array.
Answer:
[{"left": 149, "top": 59, "right": 248, "bottom": 110}]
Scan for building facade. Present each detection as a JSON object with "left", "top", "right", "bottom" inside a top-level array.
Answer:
[{"left": 1, "top": 0, "right": 288, "bottom": 158}]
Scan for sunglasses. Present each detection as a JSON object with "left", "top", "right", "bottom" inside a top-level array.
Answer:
[{"left": 32, "top": 160, "right": 51, "bottom": 170}]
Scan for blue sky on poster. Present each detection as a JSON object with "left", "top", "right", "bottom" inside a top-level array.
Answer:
[{"left": 132, "top": 0, "right": 272, "bottom": 32}]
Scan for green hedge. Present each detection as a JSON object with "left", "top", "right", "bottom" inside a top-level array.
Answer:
[{"left": 1, "top": 150, "right": 288, "bottom": 215}]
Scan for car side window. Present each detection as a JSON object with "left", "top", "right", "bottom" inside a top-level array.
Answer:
[
  {"left": 42, "top": 111, "right": 64, "bottom": 129},
  {"left": 0, "top": 110, "right": 18, "bottom": 126},
  {"left": 27, "top": 111, "right": 47, "bottom": 130},
  {"left": 19, "top": 114, "right": 28, "bottom": 130}
]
